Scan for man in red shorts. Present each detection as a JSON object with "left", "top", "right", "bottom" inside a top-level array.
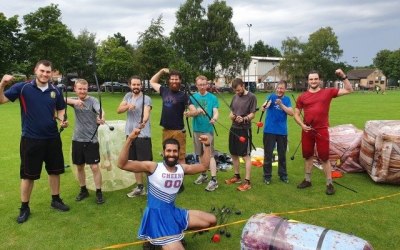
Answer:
[{"left": 294, "top": 69, "right": 352, "bottom": 195}]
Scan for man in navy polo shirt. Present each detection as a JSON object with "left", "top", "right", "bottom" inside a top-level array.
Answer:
[{"left": 0, "top": 60, "right": 70, "bottom": 224}]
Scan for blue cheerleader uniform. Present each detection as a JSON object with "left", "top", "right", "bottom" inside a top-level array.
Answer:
[{"left": 138, "top": 162, "right": 188, "bottom": 245}]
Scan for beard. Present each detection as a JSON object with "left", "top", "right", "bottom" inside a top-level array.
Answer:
[{"left": 163, "top": 156, "right": 179, "bottom": 167}]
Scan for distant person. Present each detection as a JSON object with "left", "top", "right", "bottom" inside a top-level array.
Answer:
[
  {"left": 225, "top": 78, "right": 257, "bottom": 191},
  {"left": 117, "top": 76, "right": 152, "bottom": 198},
  {"left": 118, "top": 128, "right": 216, "bottom": 249},
  {"left": 294, "top": 69, "right": 353, "bottom": 195},
  {"left": 150, "top": 68, "right": 188, "bottom": 193},
  {"left": 0, "top": 60, "right": 69, "bottom": 224},
  {"left": 185, "top": 75, "right": 219, "bottom": 191},
  {"left": 67, "top": 79, "right": 105, "bottom": 204},
  {"left": 262, "top": 80, "right": 293, "bottom": 185}
]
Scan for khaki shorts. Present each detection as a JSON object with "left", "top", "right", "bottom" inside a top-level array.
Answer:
[
  {"left": 163, "top": 129, "right": 186, "bottom": 162},
  {"left": 193, "top": 132, "right": 214, "bottom": 156}
]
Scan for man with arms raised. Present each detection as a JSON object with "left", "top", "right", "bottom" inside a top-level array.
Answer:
[
  {"left": 0, "top": 60, "right": 69, "bottom": 223},
  {"left": 294, "top": 69, "right": 352, "bottom": 195},
  {"left": 118, "top": 129, "right": 216, "bottom": 249}
]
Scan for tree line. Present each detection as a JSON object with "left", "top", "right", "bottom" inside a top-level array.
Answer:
[{"left": 1, "top": 1, "right": 398, "bottom": 86}]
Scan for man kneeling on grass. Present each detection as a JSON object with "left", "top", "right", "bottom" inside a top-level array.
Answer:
[{"left": 118, "top": 128, "right": 216, "bottom": 249}]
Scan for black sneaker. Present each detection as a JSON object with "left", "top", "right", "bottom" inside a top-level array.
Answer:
[
  {"left": 96, "top": 192, "right": 105, "bottom": 204},
  {"left": 326, "top": 184, "right": 336, "bottom": 195},
  {"left": 264, "top": 178, "right": 271, "bottom": 185},
  {"left": 75, "top": 190, "right": 89, "bottom": 201},
  {"left": 297, "top": 179, "right": 312, "bottom": 189},
  {"left": 17, "top": 207, "right": 30, "bottom": 224},
  {"left": 280, "top": 176, "right": 289, "bottom": 184},
  {"left": 51, "top": 199, "right": 70, "bottom": 211}
]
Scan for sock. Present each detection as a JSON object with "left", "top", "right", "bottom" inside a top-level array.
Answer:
[
  {"left": 201, "top": 172, "right": 207, "bottom": 176},
  {"left": 305, "top": 173, "right": 311, "bottom": 182},
  {"left": 21, "top": 201, "right": 29, "bottom": 209},
  {"left": 211, "top": 176, "right": 217, "bottom": 182},
  {"left": 80, "top": 186, "right": 88, "bottom": 192},
  {"left": 235, "top": 173, "right": 241, "bottom": 179},
  {"left": 96, "top": 188, "right": 102, "bottom": 194},
  {"left": 326, "top": 179, "right": 333, "bottom": 185},
  {"left": 137, "top": 184, "right": 144, "bottom": 190},
  {"left": 52, "top": 194, "right": 61, "bottom": 202},
  {"left": 245, "top": 179, "right": 251, "bottom": 184}
]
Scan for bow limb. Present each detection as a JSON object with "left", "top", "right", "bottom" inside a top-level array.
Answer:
[{"left": 186, "top": 87, "right": 218, "bottom": 136}]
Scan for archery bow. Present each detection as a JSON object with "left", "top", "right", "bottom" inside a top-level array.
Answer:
[
  {"left": 183, "top": 82, "right": 192, "bottom": 138},
  {"left": 59, "top": 76, "right": 68, "bottom": 133},
  {"left": 89, "top": 73, "right": 102, "bottom": 142},
  {"left": 186, "top": 85, "right": 218, "bottom": 136}
]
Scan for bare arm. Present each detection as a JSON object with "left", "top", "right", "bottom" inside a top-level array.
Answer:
[
  {"left": 0, "top": 74, "right": 13, "bottom": 104},
  {"left": 210, "top": 107, "right": 219, "bottom": 124},
  {"left": 118, "top": 128, "right": 156, "bottom": 173},
  {"left": 150, "top": 68, "right": 169, "bottom": 93},
  {"left": 117, "top": 100, "right": 131, "bottom": 113},
  {"left": 276, "top": 99, "right": 294, "bottom": 116},
  {"left": 294, "top": 107, "right": 311, "bottom": 132},
  {"left": 336, "top": 69, "right": 353, "bottom": 96},
  {"left": 182, "top": 135, "right": 211, "bottom": 175}
]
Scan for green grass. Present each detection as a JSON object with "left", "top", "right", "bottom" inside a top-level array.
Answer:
[{"left": 1, "top": 90, "right": 399, "bottom": 249}]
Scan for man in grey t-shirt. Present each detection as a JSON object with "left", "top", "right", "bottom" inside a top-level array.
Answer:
[
  {"left": 67, "top": 79, "right": 105, "bottom": 204},
  {"left": 225, "top": 78, "right": 257, "bottom": 192},
  {"left": 117, "top": 76, "right": 152, "bottom": 197}
]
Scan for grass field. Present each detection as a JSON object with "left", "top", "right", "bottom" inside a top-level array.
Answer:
[{"left": 0, "top": 89, "right": 399, "bottom": 249}]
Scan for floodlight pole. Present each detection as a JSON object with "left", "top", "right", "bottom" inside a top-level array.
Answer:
[{"left": 247, "top": 23, "right": 252, "bottom": 90}]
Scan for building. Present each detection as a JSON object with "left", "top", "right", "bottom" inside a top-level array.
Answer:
[{"left": 347, "top": 69, "right": 387, "bottom": 91}]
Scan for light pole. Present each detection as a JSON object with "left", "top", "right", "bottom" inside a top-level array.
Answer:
[
  {"left": 352, "top": 56, "right": 358, "bottom": 69},
  {"left": 247, "top": 24, "right": 252, "bottom": 90}
]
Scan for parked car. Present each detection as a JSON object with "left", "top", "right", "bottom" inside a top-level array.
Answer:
[
  {"left": 56, "top": 83, "right": 73, "bottom": 92},
  {"left": 100, "top": 82, "right": 131, "bottom": 92},
  {"left": 88, "top": 84, "right": 98, "bottom": 92}
]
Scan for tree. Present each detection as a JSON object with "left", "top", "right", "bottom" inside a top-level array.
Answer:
[
  {"left": 251, "top": 40, "right": 281, "bottom": 57},
  {"left": 96, "top": 37, "right": 135, "bottom": 84},
  {"left": 280, "top": 27, "right": 344, "bottom": 88},
  {"left": 21, "top": 4, "right": 76, "bottom": 75},
  {"left": 0, "top": 13, "right": 21, "bottom": 75},
  {"left": 373, "top": 49, "right": 400, "bottom": 82},
  {"left": 205, "top": 0, "right": 248, "bottom": 81},
  {"left": 170, "top": 0, "right": 207, "bottom": 74},
  {"left": 134, "top": 15, "right": 178, "bottom": 81},
  {"left": 71, "top": 29, "right": 98, "bottom": 81}
]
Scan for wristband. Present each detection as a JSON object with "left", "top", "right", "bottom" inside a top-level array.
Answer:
[
  {"left": 342, "top": 75, "right": 348, "bottom": 80},
  {"left": 204, "top": 144, "right": 210, "bottom": 147}
]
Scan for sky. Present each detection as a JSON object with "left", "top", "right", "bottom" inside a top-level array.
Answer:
[{"left": 1, "top": 0, "right": 399, "bottom": 66}]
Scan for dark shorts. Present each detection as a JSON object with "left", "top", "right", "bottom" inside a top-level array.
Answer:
[
  {"left": 20, "top": 136, "right": 65, "bottom": 180},
  {"left": 128, "top": 137, "right": 153, "bottom": 161},
  {"left": 302, "top": 128, "right": 330, "bottom": 161},
  {"left": 72, "top": 141, "right": 100, "bottom": 165},
  {"left": 229, "top": 127, "right": 252, "bottom": 157}
]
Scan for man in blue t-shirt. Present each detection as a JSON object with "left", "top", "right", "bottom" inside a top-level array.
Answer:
[
  {"left": 0, "top": 60, "right": 70, "bottom": 224},
  {"left": 185, "top": 75, "right": 219, "bottom": 192},
  {"left": 262, "top": 80, "right": 293, "bottom": 185}
]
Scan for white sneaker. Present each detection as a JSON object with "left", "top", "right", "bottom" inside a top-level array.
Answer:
[
  {"left": 194, "top": 174, "right": 208, "bottom": 185},
  {"left": 205, "top": 180, "right": 218, "bottom": 192},
  {"left": 127, "top": 187, "right": 146, "bottom": 198}
]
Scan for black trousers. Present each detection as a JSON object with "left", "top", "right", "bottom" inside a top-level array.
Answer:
[{"left": 263, "top": 133, "right": 288, "bottom": 179}]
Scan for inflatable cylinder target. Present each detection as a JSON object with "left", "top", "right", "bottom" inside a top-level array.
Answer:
[
  {"left": 241, "top": 214, "right": 373, "bottom": 250},
  {"left": 71, "top": 120, "right": 136, "bottom": 191}
]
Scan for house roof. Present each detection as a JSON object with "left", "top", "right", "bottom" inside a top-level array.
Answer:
[{"left": 347, "top": 69, "right": 375, "bottom": 79}]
